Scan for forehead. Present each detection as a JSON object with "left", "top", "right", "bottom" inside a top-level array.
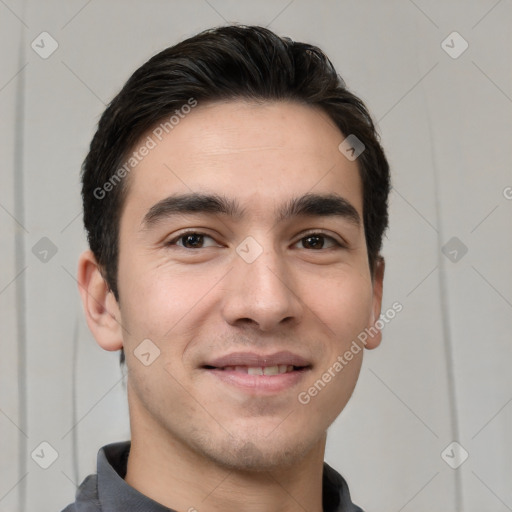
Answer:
[{"left": 121, "top": 99, "right": 363, "bottom": 223}]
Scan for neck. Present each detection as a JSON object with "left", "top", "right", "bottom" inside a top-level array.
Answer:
[{"left": 124, "top": 389, "right": 326, "bottom": 512}]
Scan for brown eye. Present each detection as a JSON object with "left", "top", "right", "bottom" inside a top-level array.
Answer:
[
  {"left": 168, "top": 232, "right": 219, "bottom": 249},
  {"left": 180, "top": 233, "right": 205, "bottom": 248},
  {"left": 296, "top": 233, "right": 340, "bottom": 250},
  {"left": 302, "top": 235, "right": 325, "bottom": 249}
]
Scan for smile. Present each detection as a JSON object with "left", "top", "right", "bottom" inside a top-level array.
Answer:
[
  {"left": 205, "top": 365, "right": 302, "bottom": 375},
  {"left": 202, "top": 364, "right": 311, "bottom": 394}
]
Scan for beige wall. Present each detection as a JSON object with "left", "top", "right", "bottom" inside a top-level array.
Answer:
[{"left": 1, "top": 1, "right": 511, "bottom": 510}]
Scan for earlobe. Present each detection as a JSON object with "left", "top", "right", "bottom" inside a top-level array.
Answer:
[
  {"left": 365, "top": 256, "right": 385, "bottom": 350},
  {"left": 77, "top": 250, "right": 124, "bottom": 351}
]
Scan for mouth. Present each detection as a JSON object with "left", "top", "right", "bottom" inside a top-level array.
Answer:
[
  {"left": 202, "top": 364, "right": 309, "bottom": 375},
  {"left": 201, "top": 351, "right": 312, "bottom": 393}
]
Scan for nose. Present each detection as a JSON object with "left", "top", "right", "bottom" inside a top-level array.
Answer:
[{"left": 220, "top": 241, "right": 303, "bottom": 332}]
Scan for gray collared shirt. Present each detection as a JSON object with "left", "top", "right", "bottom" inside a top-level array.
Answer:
[{"left": 61, "top": 441, "right": 364, "bottom": 511}]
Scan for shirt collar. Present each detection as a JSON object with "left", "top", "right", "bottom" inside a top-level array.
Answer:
[{"left": 98, "top": 441, "right": 171, "bottom": 511}]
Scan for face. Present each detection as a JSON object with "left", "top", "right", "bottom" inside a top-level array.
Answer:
[{"left": 114, "top": 100, "right": 383, "bottom": 471}]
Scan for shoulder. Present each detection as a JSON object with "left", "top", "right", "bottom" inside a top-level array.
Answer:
[{"left": 60, "top": 474, "right": 101, "bottom": 511}]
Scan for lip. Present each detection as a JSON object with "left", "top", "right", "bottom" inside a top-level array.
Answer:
[
  {"left": 201, "top": 351, "right": 312, "bottom": 394},
  {"left": 203, "top": 350, "right": 311, "bottom": 369},
  {"left": 204, "top": 366, "right": 311, "bottom": 394}
]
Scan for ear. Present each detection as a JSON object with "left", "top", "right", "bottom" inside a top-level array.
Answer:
[
  {"left": 77, "top": 250, "right": 124, "bottom": 351},
  {"left": 364, "top": 256, "right": 385, "bottom": 350}
]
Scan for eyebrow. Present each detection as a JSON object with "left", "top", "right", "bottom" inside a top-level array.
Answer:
[{"left": 140, "top": 192, "right": 361, "bottom": 230}]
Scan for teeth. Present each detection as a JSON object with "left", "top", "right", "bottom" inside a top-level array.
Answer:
[
  {"left": 220, "top": 365, "right": 295, "bottom": 375},
  {"left": 263, "top": 365, "right": 279, "bottom": 375}
]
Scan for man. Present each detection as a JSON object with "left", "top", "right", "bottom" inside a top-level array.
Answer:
[{"left": 65, "top": 24, "right": 390, "bottom": 512}]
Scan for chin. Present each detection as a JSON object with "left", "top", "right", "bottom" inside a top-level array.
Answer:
[{"left": 188, "top": 427, "right": 323, "bottom": 473}]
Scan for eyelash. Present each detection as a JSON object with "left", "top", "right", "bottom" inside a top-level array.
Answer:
[{"left": 167, "top": 230, "right": 345, "bottom": 250}]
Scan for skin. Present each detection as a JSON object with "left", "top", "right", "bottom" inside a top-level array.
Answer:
[{"left": 78, "top": 99, "right": 384, "bottom": 512}]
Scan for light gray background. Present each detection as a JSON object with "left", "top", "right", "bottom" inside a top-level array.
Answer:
[{"left": 1, "top": 1, "right": 511, "bottom": 511}]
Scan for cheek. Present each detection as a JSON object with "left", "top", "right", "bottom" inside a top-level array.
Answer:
[
  {"left": 117, "top": 256, "right": 221, "bottom": 344},
  {"left": 306, "top": 270, "right": 374, "bottom": 339}
]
